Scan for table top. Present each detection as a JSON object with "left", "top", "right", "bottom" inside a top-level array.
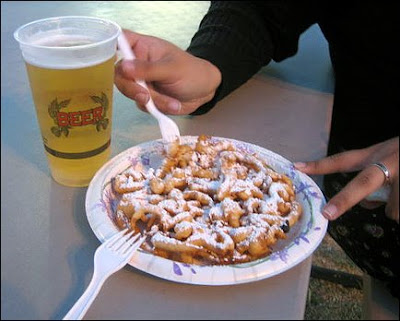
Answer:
[{"left": 1, "top": 2, "right": 333, "bottom": 320}]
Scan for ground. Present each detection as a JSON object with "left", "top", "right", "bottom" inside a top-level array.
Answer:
[{"left": 305, "top": 233, "right": 364, "bottom": 320}]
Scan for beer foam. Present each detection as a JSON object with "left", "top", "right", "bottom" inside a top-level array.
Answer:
[
  {"left": 20, "top": 33, "right": 116, "bottom": 69},
  {"left": 31, "top": 33, "right": 96, "bottom": 47}
]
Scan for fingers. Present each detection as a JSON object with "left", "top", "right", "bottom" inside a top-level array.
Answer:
[
  {"left": 294, "top": 138, "right": 399, "bottom": 175},
  {"left": 115, "top": 67, "right": 181, "bottom": 114},
  {"left": 117, "top": 29, "right": 177, "bottom": 82},
  {"left": 294, "top": 147, "right": 374, "bottom": 174},
  {"left": 322, "top": 164, "right": 388, "bottom": 220},
  {"left": 321, "top": 150, "right": 398, "bottom": 221},
  {"left": 386, "top": 175, "right": 399, "bottom": 223},
  {"left": 294, "top": 138, "right": 399, "bottom": 222},
  {"left": 116, "top": 59, "right": 174, "bottom": 83},
  {"left": 115, "top": 80, "right": 181, "bottom": 114},
  {"left": 119, "top": 59, "right": 176, "bottom": 83},
  {"left": 114, "top": 67, "right": 148, "bottom": 112},
  {"left": 137, "top": 89, "right": 182, "bottom": 114}
]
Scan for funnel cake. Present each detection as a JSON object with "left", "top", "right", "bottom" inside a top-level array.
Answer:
[{"left": 112, "top": 135, "right": 302, "bottom": 265}]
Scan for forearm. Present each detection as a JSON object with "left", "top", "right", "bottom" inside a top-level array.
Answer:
[
  {"left": 187, "top": 1, "right": 318, "bottom": 114},
  {"left": 187, "top": 1, "right": 273, "bottom": 114}
]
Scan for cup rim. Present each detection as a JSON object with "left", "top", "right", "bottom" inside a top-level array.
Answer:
[{"left": 14, "top": 15, "right": 121, "bottom": 50}]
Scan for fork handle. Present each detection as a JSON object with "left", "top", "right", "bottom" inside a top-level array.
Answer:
[
  {"left": 63, "top": 273, "right": 107, "bottom": 320},
  {"left": 135, "top": 79, "right": 165, "bottom": 120}
]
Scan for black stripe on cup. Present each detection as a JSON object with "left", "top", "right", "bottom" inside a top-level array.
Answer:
[{"left": 44, "top": 140, "right": 111, "bottom": 159}]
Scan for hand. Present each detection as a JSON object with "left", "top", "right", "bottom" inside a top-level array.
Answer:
[
  {"left": 294, "top": 137, "right": 399, "bottom": 223},
  {"left": 114, "top": 29, "right": 222, "bottom": 115}
]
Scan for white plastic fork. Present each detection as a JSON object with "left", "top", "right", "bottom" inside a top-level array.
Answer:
[
  {"left": 117, "top": 33, "right": 181, "bottom": 144},
  {"left": 63, "top": 229, "right": 146, "bottom": 320}
]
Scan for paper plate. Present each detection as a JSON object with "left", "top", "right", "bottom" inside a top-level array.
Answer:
[{"left": 86, "top": 136, "right": 328, "bottom": 285}]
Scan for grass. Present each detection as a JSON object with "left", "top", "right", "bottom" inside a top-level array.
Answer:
[
  {"left": 304, "top": 233, "right": 364, "bottom": 320},
  {"left": 305, "top": 278, "right": 363, "bottom": 320}
]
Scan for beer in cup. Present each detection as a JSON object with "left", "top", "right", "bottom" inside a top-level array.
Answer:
[{"left": 14, "top": 16, "right": 121, "bottom": 187}]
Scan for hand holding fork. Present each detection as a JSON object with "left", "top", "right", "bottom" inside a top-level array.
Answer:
[{"left": 117, "top": 33, "right": 181, "bottom": 145}]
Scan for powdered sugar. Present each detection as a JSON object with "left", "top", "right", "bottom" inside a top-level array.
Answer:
[{"left": 112, "top": 135, "right": 302, "bottom": 265}]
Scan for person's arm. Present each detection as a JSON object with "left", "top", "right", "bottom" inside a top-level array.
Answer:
[
  {"left": 187, "top": 1, "right": 318, "bottom": 114},
  {"left": 114, "top": 1, "right": 318, "bottom": 115}
]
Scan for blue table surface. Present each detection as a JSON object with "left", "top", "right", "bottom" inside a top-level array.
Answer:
[{"left": 1, "top": 2, "right": 334, "bottom": 320}]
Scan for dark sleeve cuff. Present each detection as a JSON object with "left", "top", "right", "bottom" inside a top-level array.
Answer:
[
  {"left": 187, "top": 44, "right": 271, "bottom": 115},
  {"left": 185, "top": 2, "right": 274, "bottom": 115},
  {"left": 186, "top": 45, "right": 232, "bottom": 115},
  {"left": 184, "top": 1, "right": 319, "bottom": 115}
]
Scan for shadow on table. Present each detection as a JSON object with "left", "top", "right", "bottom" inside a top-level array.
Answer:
[
  {"left": 1, "top": 94, "right": 49, "bottom": 175},
  {"left": 46, "top": 181, "right": 100, "bottom": 320},
  {"left": 1, "top": 282, "right": 39, "bottom": 320}
]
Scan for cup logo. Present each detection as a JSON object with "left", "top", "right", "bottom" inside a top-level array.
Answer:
[{"left": 48, "top": 92, "right": 109, "bottom": 137}]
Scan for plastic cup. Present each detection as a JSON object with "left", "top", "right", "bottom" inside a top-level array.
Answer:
[{"left": 14, "top": 16, "right": 121, "bottom": 187}]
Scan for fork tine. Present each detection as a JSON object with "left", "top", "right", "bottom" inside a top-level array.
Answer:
[
  {"left": 63, "top": 228, "right": 144, "bottom": 320},
  {"left": 121, "top": 235, "right": 147, "bottom": 258},
  {"left": 160, "top": 117, "right": 180, "bottom": 144},
  {"left": 107, "top": 230, "right": 134, "bottom": 250},
  {"left": 163, "top": 131, "right": 180, "bottom": 144},
  {"left": 104, "top": 228, "right": 128, "bottom": 245},
  {"left": 132, "top": 235, "right": 147, "bottom": 251},
  {"left": 117, "top": 233, "right": 141, "bottom": 254}
]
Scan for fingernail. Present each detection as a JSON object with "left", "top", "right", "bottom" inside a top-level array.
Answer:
[
  {"left": 134, "top": 93, "right": 149, "bottom": 105},
  {"left": 168, "top": 100, "right": 181, "bottom": 113},
  {"left": 323, "top": 204, "right": 337, "bottom": 220},
  {"left": 294, "top": 162, "right": 307, "bottom": 169}
]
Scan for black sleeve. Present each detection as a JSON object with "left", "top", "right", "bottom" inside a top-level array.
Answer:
[{"left": 187, "top": 1, "right": 319, "bottom": 115}]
